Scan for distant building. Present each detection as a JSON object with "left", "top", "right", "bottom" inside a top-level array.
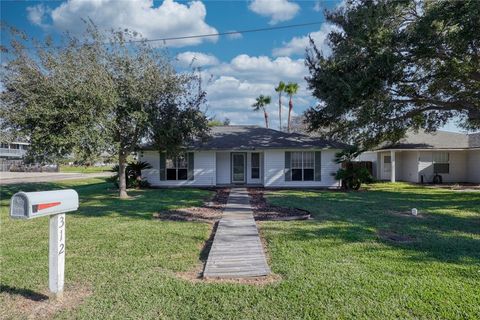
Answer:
[{"left": 0, "top": 141, "right": 29, "bottom": 171}]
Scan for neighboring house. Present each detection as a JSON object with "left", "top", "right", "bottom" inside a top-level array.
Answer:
[
  {"left": 139, "top": 125, "right": 346, "bottom": 188},
  {"left": 358, "top": 130, "right": 480, "bottom": 184},
  {"left": 0, "top": 141, "right": 29, "bottom": 171}
]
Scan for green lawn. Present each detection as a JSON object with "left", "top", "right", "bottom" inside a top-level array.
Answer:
[
  {"left": 1, "top": 181, "right": 479, "bottom": 319},
  {"left": 59, "top": 165, "right": 113, "bottom": 173}
]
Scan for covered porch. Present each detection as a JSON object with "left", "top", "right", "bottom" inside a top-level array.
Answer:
[{"left": 215, "top": 151, "right": 264, "bottom": 186}]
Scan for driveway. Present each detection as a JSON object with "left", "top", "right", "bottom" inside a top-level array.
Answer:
[{"left": 0, "top": 172, "right": 113, "bottom": 185}]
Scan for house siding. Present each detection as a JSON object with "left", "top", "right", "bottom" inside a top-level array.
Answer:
[
  {"left": 264, "top": 149, "right": 340, "bottom": 188},
  {"left": 215, "top": 152, "right": 231, "bottom": 185},
  {"left": 467, "top": 150, "right": 480, "bottom": 183},
  {"left": 399, "top": 151, "right": 418, "bottom": 183},
  {"left": 140, "top": 150, "right": 216, "bottom": 187},
  {"left": 418, "top": 151, "right": 467, "bottom": 183}
]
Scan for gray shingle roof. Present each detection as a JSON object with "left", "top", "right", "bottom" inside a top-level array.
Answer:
[
  {"left": 378, "top": 130, "right": 480, "bottom": 150},
  {"left": 142, "top": 125, "right": 347, "bottom": 151}
]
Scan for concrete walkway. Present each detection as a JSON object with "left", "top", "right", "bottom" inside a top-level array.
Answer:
[{"left": 203, "top": 188, "right": 270, "bottom": 278}]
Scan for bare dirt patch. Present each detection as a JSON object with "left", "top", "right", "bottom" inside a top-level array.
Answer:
[
  {"left": 176, "top": 267, "right": 281, "bottom": 285},
  {"left": 377, "top": 229, "right": 416, "bottom": 243},
  {"left": 0, "top": 284, "right": 92, "bottom": 320},
  {"left": 248, "top": 188, "right": 311, "bottom": 221},
  {"left": 153, "top": 188, "right": 229, "bottom": 222}
]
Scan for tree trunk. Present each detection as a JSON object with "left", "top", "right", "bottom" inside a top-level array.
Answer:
[
  {"left": 118, "top": 150, "right": 129, "bottom": 199},
  {"left": 264, "top": 109, "right": 269, "bottom": 128},
  {"left": 287, "top": 97, "right": 293, "bottom": 133},
  {"left": 278, "top": 93, "right": 282, "bottom": 131}
]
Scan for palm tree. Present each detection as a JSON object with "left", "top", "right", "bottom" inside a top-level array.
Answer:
[
  {"left": 252, "top": 95, "right": 272, "bottom": 128},
  {"left": 275, "top": 81, "right": 286, "bottom": 131},
  {"left": 285, "top": 82, "right": 299, "bottom": 133}
]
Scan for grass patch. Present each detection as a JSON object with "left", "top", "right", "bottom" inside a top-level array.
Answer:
[
  {"left": 1, "top": 181, "right": 479, "bottom": 319},
  {"left": 59, "top": 165, "right": 113, "bottom": 173}
]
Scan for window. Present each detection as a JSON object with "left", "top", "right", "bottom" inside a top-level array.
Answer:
[
  {"left": 251, "top": 153, "right": 260, "bottom": 179},
  {"left": 166, "top": 153, "right": 188, "bottom": 180},
  {"left": 384, "top": 156, "right": 391, "bottom": 164},
  {"left": 433, "top": 152, "right": 449, "bottom": 174},
  {"left": 291, "top": 152, "right": 315, "bottom": 181}
]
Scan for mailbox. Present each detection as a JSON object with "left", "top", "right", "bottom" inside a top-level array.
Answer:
[{"left": 10, "top": 189, "right": 79, "bottom": 219}]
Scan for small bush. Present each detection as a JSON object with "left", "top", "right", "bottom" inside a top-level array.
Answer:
[{"left": 110, "top": 161, "right": 152, "bottom": 189}]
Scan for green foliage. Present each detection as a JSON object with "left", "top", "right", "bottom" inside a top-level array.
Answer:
[
  {"left": 208, "top": 117, "right": 230, "bottom": 127},
  {"left": 147, "top": 92, "right": 210, "bottom": 156},
  {"left": 305, "top": 0, "right": 480, "bottom": 148},
  {"left": 109, "top": 160, "right": 152, "bottom": 189},
  {"left": 334, "top": 147, "right": 372, "bottom": 190},
  {"left": 252, "top": 95, "right": 272, "bottom": 128},
  {"left": 0, "top": 24, "right": 115, "bottom": 164}
]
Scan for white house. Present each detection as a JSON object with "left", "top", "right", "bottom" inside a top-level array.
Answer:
[
  {"left": 139, "top": 125, "right": 347, "bottom": 188},
  {"left": 358, "top": 130, "right": 480, "bottom": 184}
]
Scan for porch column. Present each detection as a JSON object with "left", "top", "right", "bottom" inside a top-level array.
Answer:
[{"left": 390, "top": 150, "right": 396, "bottom": 183}]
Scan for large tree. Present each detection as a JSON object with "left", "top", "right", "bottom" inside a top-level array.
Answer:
[
  {"left": 0, "top": 25, "right": 114, "bottom": 165},
  {"left": 305, "top": 0, "right": 480, "bottom": 148},
  {"left": 1, "top": 23, "right": 209, "bottom": 198}
]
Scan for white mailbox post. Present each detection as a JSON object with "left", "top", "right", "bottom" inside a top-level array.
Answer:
[{"left": 10, "top": 189, "right": 79, "bottom": 299}]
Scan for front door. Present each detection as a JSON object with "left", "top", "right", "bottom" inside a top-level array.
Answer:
[{"left": 231, "top": 153, "right": 246, "bottom": 184}]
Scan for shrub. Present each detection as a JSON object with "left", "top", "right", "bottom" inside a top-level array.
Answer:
[
  {"left": 109, "top": 160, "right": 152, "bottom": 189},
  {"left": 334, "top": 147, "right": 373, "bottom": 190}
]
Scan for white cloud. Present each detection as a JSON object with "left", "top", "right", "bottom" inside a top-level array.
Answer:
[
  {"left": 209, "top": 54, "right": 307, "bottom": 82},
  {"left": 313, "top": 1, "right": 322, "bottom": 12},
  {"left": 26, "top": 4, "right": 50, "bottom": 28},
  {"left": 272, "top": 23, "right": 339, "bottom": 57},
  {"left": 176, "top": 52, "right": 219, "bottom": 67},
  {"left": 201, "top": 54, "right": 312, "bottom": 127},
  {"left": 248, "top": 0, "right": 300, "bottom": 25},
  {"left": 226, "top": 31, "right": 243, "bottom": 40},
  {"left": 26, "top": 0, "right": 218, "bottom": 47}
]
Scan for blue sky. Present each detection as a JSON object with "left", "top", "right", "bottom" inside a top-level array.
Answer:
[{"left": 0, "top": 0, "right": 463, "bottom": 132}]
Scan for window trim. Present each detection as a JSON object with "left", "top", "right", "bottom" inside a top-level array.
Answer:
[
  {"left": 251, "top": 152, "right": 260, "bottom": 179},
  {"left": 433, "top": 152, "right": 450, "bottom": 174},
  {"left": 166, "top": 153, "right": 189, "bottom": 181},
  {"left": 290, "top": 151, "right": 315, "bottom": 182}
]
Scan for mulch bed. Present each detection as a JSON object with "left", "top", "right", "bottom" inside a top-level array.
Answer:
[
  {"left": 153, "top": 188, "right": 230, "bottom": 223},
  {"left": 248, "top": 188, "right": 311, "bottom": 221}
]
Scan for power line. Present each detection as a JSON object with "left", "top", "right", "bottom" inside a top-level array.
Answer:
[
  {"left": 144, "top": 21, "right": 323, "bottom": 43},
  {"left": 16, "top": 21, "right": 323, "bottom": 49}
]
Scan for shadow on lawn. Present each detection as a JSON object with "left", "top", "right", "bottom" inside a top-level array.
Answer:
[
  {"left": 0, "top": 284, "right": 49, "bottom": 301},
  {"left": 267, "top": 186, "right": 480, "bottom": 264},
  {"left": 1, "top": 180, "right": 211, "bottom": 221}
]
